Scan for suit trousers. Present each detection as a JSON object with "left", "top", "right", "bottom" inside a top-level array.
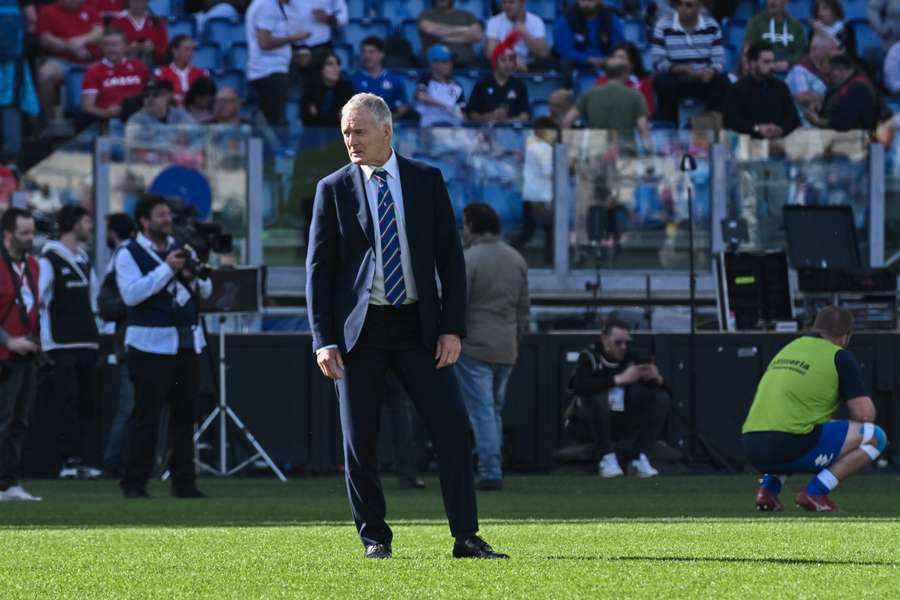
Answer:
[
  {"left": 336, "top": 304, "right": 478, "bottom": 547},
  {"left": 121, "top": 348, "right": 199, "bottom": 492},
  {"left": 46, "top": 348, "right": 98, "bottom": 464}
]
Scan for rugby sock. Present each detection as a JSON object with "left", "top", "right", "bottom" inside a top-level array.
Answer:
[
  {"left": 760, "top": 474, "right": 783, "bottom": 495},
  {"left": 805, "top": 468, "right": 839, "bottom": 496}
]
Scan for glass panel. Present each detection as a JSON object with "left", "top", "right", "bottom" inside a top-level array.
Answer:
[
  {"left": 883, "top": 136, "right": 900, "bottom": 263},
  {"left": 263, "top": 125, "right": 554, "bottom": 268},
  {"left": 724, "top": 129, "right": 870, "bottom": 261},
  {"left": 104, "top": 123, "right": 249, "bottom": 265},
  {"left": 563, "top": 128, "right": 714, "bottom": 271}
]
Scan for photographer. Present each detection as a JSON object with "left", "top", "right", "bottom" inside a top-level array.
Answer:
[
  {"left": 0, "top": 208, "right": 42, "bottom": 502},
  {"left": 38, "top": 204, "right": 102, "bottom": 480},
  {"left": 567, "top": 317, "right": 671, "bottom": 478},
  {"left": 115, "top": 193, "right": 212, "bottom": 499}
]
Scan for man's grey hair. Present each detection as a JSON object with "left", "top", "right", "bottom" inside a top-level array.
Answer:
[{"left": 341, "top": 93, "right": 393, "bottom": 133}]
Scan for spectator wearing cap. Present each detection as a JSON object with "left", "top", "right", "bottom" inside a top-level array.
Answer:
[
  {"left": 418, "top": 0, "right": 484, "bottom": 69},
  {"left": 485, "top": 0, "right": 551, "bottom": 72},
  {"left": 245, "top": 0, "right": 311, "bottom": 127},
  {"left": 807, "top": 54, "right": 881, "bottom": 131},
  {"left": 350, "top": 37, "right": 410, "bottom": 120},
  {"left": 810, "top": 0, "right": 856, "bottom": 56},
  {"left": 153, "top": 35, "right": 210, "bottom": 107},
  {"left": 788, "top": 33, "right": 839, "bottom": 125},
  {"left": 724, "top": 42, "right": 800, "bottom": 139},
  {"left": 81, "top": 28, "right": 150, "bottom": 122},
  {"left": 416, "top": 44, "right": 466, "bottom": 127},
  {"left": 300, "top": 51, "right": 354, "bottom": 126},
  {"left": 651, "top": 0, "right": 730, "bottom": 124},
  {"left": 36, "top": 0, "right": 104, "bottom": 120},
  {"left": 867, "top": 0, "right": 900, "bottom": 47},
  {"left": 466, "top": 44, "right": 530, "bottom": 124},
  {"left": 595, "top": 41, "right": 655, "bottom": 118},
  {"left": 563, "top": 57, "right": 650, "bottom": 135},
  {"left": 553, "top": 0, "right": 625, "bottom": 81},
  {"left": 125, "top": 79, "right": 194, "bottom": 144},
  {"left": 743, "top": 0, "right": 808, "bottom": 72},
  {"left": 110, "top": 0, "right": 169, "bottom": 66}
]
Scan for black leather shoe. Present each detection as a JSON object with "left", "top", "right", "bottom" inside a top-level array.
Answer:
[
  {"left": 453, "top": 535, "right": 509, "bottom": 559},
  {"left": 364, "top": 543, "right": 392, "bottom": 559},
  {"left": 398, "top": 476, "right": 426, "bottom": 489},
  {"left": 123, "top": 488, "right": 151, "bottom": 499},
  {"left": 172, "top": 486, "right": 208, "bottom": 499},
  {"left": 476, "top": 478, "right": 503, "bottom": 491}
]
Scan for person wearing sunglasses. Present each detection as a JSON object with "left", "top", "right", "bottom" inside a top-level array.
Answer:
[{"left": 567, "top": 317, "right": 671, "bottom": 478}]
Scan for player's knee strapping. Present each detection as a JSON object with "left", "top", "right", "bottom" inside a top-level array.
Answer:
[{"left": 860, "top": 423, "right": 888, "bottom": 460}]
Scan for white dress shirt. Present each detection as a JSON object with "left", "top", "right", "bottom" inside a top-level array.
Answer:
[
  {"left": 115, "top": 233, "right": 213, "bottom": 355},
  {"left": 38, "top": 240, "right": 100, "bottom": 351},
  {"left": 360, "top": 150, "right": 419, "bottom": 306}
]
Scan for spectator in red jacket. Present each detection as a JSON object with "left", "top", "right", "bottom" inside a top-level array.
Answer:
[
  {"left": 81, "top": 28, "right": 149, "bottom": 121},
  {"left": 36, "top": 0, "right": 104, "bottom": 119},
  {"left": 152, "top": 34, "right": 210, "bottom": 106},
  {"left": 595, "top": 41, "right": 655, "bottom": 118},
  {"left": 110, "top": 0, "right": 169, "bottom": 66}
]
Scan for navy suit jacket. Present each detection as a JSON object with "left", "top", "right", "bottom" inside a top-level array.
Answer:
[{"left": 305, "top": 154, "right": 467, "bottom": 354}]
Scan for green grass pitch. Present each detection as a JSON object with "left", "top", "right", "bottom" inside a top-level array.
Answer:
[{"left": 1, "top": 474, "right": 899, "bottom": 598}]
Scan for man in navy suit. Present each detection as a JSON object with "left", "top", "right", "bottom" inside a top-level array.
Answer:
[{"left": 306, "top": 93, "right": 508, "bottom": 560}]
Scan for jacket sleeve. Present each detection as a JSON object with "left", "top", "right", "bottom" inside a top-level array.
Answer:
[
  {"left": 572, "top": 351, "right": 616, "bottom": 397},
  {"left": 516, "top": 261, "right": 530, "bottom": 339},
  {"left": 780, "top": 82, "right": 802, "bottom": 135},
  {"left": 305, "top": 179, "right": 339, "bottom": 351},
  {"left": 115, "top": 245, "right": 174, "bottom": 307},
  {"left": 723, "top": 83, "right": 755, "bottom": 134},
  {"left": 432, "top": 168, "right": 467, "bottom": 338}
]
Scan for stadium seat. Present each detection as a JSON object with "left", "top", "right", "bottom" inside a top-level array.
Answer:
[
  {"left": 400, "top": 69, "right": 421, "bottom": 101},
  {"left": 787, "top": 0, "right": 811, "bottom": 20},
  {"left": 228, "top": 43, "right": 248, "bottom": 70},
  {"left": 168, "top": 17, "right": 196, "bottom": 40},
  {"left": 726, "top": 21, "right": 746, "bottom": 49},
  {"left": 574, "top": 71, "right": 598, "bottom": 95},
  {"left": 149, "top": 0, "right": 169, "bottom": 17},
  {"left": 65, "top": 67, "right": 86, "bottom": 116},
  {"left": 531, "top": 99, "right": 550, "bottom": 119},
  {"left": 334, "top": 43, "right": 354, "bottom": 71},
  {"left": 215, "top": 69, "right": 246, "bottom": 97},
  {"left": 641, "top": 45, "right": 653, "bottom": 72},
  {"left": 733, "top": 0, "right": 756, "bottom": 20},
  {"left": 678, "top": 97, "right": 706, "bottom": 128},
  {"left": 454, "top": 71, "right": 481, "bottom": 101},
  {"left": 379, "top": 0, "right": 427, "bottom": 21},
  {"left": 453, "top": 0, "right": 488, "bottom": 19},
  {"left": 481, "top": 182, "right": 523, "bottom": 230},
  {"left": 341, "top": 19, "right": 391, "bottom": 50},
  {"left": 887, "top": 96, "right": 900, "bottom": 115},
  {"left": 543, "top": 18, "right": 554, "bottom": 48},
  {"left": 517, "top": 73, "right": 565, "bottom": 103},
  {"left": 401, "top": 19, "right": 422, "bottom": 57},
  {"left": 844, "top": 0, "right": 867, "bottom": 20},
  {"left": 204, "top": 18, "right": 247, "bottom": 54},
  {"left": 725, "top": 44, "right": 738, "bottom": 73},
  {"left": 853, "top": 19, "right": 884, "bottom": 65},
  {"left": 347, "top": 0, "right": 369, "bottom": 19},
  {"left": 194, "top": 43, "right": 221, "bottom": 72},
  {"left": 527, "top": 0, "right": 558, "bottom": 21},
  {"left": 624, "top": 19, "right": 646, "bottom": 44}
]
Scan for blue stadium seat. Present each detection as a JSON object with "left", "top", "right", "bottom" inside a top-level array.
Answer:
[
  {"left": 194, "top": 43, "right": 221, "bottom": 72},
  {"left": 380, "top": 0, "right": 427, "bottom": 21},
  {"left": 574, "top": 71, "right": 598, "bottom": 95},
  {"left": 454, "top": 0, "right": 488, "bottom": 19},
  {"left": 527, "top": 0, "right": 559, "bottom": 21},
  {"left": 543, "top": 18, "right": 554, "bottom": 48},
  {"left": 347, "top": 0, "right": 369, "bottom": 20},
  {"left": 65, "top": 67, "right": 86, "bottom": 116},
  {"left": 481, "top": 182, "right": 523, "bottom": 230},
  {"left": 204, "top": 18, "right": 246, "bottom": 54},
  {"left": 787, "top": 0, "right": 811, "bottom": 20},
  {"left": 400, "top": 69, "right": 421, "bottom": 101},
  {"left": 168, "top": 17, "right": 196, "bottom": 40},
  {"left": 725, "top": 44, "right": 738, "bottom": 73},
  {"left": 853, "top": 19, "right": 884, "bottom": 65},
  {"left": 401, "top": 19, "right": 422, "bottom": 57},
  {"left": 726, "top": 21, "right": 746, "bottom": 49},
  {"left": 531, "top": 100, "right": 550, "bottom": 119},
  {"left": 733, "top": 1, "right": 756, "bottom": 20},
  {"left": 624, "top": 19, "right": 645, "bottom": 44},
  {"left": 887, "top": 96, "right": 900, "bottom": 115},
  {"left": 517, "top": 73, "right": 565, "bottom": 103},
  {"left": 342, "top": 19, "right": 391, "bottom": 50},
  {"left": 334, "top": 43, "right": 354, "bottom": 71},
  {"left": 678, "top": 98, "right": 706, "bottom": 128},
  {"left": 844, "top": 0, "right": 867, "bottom": 20},
  {"left": 149, "top": 0, "right": 170, "bottom": 17},
  {"left": 641, "top": 46, "right": 653, "bottom": 72},
  {"left": 215, "top": 69, "right": 246, "bottom": 96},
  {"left": 228, "top": 43, "right": 248, "bottom": 70},
  {"left": 454, "top": 70, "right": 481, "bottom": 100}
]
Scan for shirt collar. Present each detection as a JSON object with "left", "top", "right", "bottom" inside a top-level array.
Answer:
[
  {"left": 137, "top": 232, "right": 175, "bottom": 252},
  {"left": 674, "top": 12, "right": 708, "bottom": 33},
  {"left": 360, "top": 150, "right": 399, "bottom": 183}
]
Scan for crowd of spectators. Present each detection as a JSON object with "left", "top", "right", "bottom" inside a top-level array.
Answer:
[{"left": 3, "top": 0, "right": 900, "bottom": 181}]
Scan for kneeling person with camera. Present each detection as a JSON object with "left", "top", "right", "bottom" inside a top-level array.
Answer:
[
  {"left": 568, "top": 318, "right": 671, "bottom": 478},
  {"left": 116, "top": 194, "right": 212, "bottom": 499}
]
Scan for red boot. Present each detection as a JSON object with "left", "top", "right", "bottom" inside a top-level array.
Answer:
[
  {"left": 755, "top": 486, "right": 784, "bottom": 512},
  {"left": 795, "top": 490, "right": 839, "bottom": 512}
]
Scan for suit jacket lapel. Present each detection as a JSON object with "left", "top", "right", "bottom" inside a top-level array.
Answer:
[{"left": 345, "top": 165, "right": 374, "bottom": 248}]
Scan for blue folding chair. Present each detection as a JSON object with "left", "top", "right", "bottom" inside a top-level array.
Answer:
[
  {"left": 227, "top": 43, "right": 248, "bottom": 70},
  {"left": 334, "top": 43, "right": 354, "bottom": 71},
  {"left": 215, "top": 69, "right": 246, "bottom": 97},
  {"left": 531, "top": 100, "right": 550, "bottom": 119},
  {"left": 149, "top": 0, "right": 170, "bottom": 17},
  {"left": 574, "top": 71, "right": 599, "bottom": 95},
  {"left": 527, "top": 0, "right": 559, "bottom": 21},
  {"left": 454, "top": 71, "right": 482, "bottom": 101},
  {"left": 204, "top": 18, "right": 246, "bottom": 54},
  {"left": 167, "top": 17, "right": 196, "bottom": 40},
  {"left": 726, "top": 21, "right": 746, "bottom": 49},
  {"left": 65, "top": 67, "right": 87, "bottom": 116},
  {"left": 401, "top": 19, "right": 422, "bottom": 58},
  {"left": 853, "top": 19, "right": 884, "bottom": 66},
  {"left": 380, "top": 0, "right": 428, "bottom": 21},
  {"left": 454, "top": 0, "right": 488, "bottom": 19},
  {"left": 517, "top": 73, "right": 565, "bottom": 103},
  {"left": 194, "top": 43, "right": 221, "bottom": 72},
  {"left": 844, "top": 0, "right": 867, "bottom": 20},
  {"left": 341, "top": 19, "right": 391, "bottom": 49},
  {"left": 624, "top": 18, "right": 646, "bottom": 44}
]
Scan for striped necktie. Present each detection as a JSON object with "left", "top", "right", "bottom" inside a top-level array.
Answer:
[{"left": 372, "top": 168, "right": 407, "bottom": 307}]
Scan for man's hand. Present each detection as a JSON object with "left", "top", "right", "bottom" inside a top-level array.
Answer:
[
  {"left": 774, "top": 59, "right": 790, "bottom": 72},
  {"left": 165, "top": 249, "right": 186, "bottom": 272},
  {"left": 698, "top": 68, "right": 715, "bottom": 83},
  {"left": 7, "top": 336, "right": 38, "bottom": 356},
  {"left": 614, "top": 364, "right": 644, "bottom": 386},
  {"left": 640, "top": 363, "right": 664, "bottom": 385},
  {"left": 291, "top": 30, "right": 312, "bottom": 43},
  {"left": 312, "top": 8, "right": 331, "bottom": 23},
  {"left": 435, "top": 334, "right": 461, "bottom": 369},
  {"left": 316, "top": 347, "right": 344, "bottom": 380}
]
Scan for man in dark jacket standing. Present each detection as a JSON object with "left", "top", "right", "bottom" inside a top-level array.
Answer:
[
  {"left": 724, "top": 41, "right": 801, "bottom": 139},
  {"left": 455, "top": 203, "right": 529, "bottom": 491}
]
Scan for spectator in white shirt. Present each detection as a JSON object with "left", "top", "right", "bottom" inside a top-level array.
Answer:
[{"left": 485, "top": 0, "right": 551, "bottom": 71}]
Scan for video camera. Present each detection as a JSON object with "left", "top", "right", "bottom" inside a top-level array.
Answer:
[{"left": 168, "top": 198, "right": 233, "bottom": 265}]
